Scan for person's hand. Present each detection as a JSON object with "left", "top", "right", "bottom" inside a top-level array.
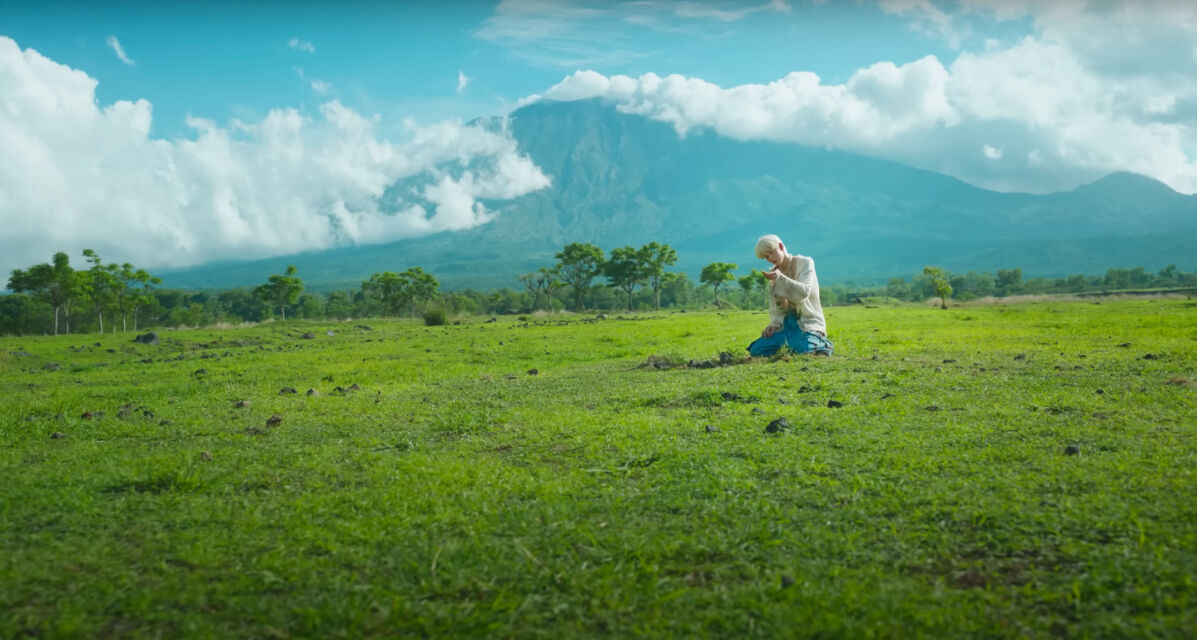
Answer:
[
  {"left": 762, "top": 268, "right": 779, "bottom": 281},
  {"left": 761, "top": 325, "right": 778, "bottom": 338}
]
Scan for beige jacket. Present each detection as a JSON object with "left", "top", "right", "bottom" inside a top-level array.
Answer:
[{"left": 767, "top": 253, "right": 827, "bottom": 334}]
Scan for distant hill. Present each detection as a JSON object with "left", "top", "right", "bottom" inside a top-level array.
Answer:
[{"left": 159, "top": 99, "right": 1197, "bottom": 291}]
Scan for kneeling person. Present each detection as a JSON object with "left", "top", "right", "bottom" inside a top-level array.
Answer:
[{"left": 746, "top": 234, "right": 833, "bottom": 357}]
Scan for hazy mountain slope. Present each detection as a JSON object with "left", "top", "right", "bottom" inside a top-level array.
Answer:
[{"left": 158, "top": 100, "right": 1197, "bottom": 290}]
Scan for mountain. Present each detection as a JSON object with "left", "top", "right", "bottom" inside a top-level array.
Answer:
[{"left": 159, "top": 99, "right": 1197, "bottom": 291}]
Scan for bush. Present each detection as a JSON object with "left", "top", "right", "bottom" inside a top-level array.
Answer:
[{"left": 422, "top": 307, "right": 447, "bottom": 326}]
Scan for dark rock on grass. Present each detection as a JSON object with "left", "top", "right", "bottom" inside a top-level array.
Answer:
[
  {"left": 827, "top": 400, "right": 843, "bottom": 408},
  {"left": 721, "top": 391, "right": 743, "bottom": 402},
  {"left": 765, "top": 417, "right": 790, "bottom": 434},
  {"left": 139, "top": 358, "right": 154, "bottom": 364},
  {"left": 797, "top": 384, "right": 814, "bottom": 393},
  {"left": 348, "top": 384, "right": 361, "bottom": 391},
  {"left": 1118, "top": 342, "right": 1131, "bottom": 347},
  {"left": 235, "top": 399, "right": 251, "bottom": 408},
  {"left": 51, "top": 431, "right": 67, "bottom": 439},
  {"left": 81, "top": 411, "right": 94, "bottom": 419},
  {"left": 246, "top": 426, "right": 267, "bottom": 436},
  {"left": 200, "top": 451, "right": 213, "bottom": 461},
  {"left": 1014, "top": 354, "right": 1026, "bottom": 361},
  {"left": 193, "top": 368, "right": 208, "bottom": 377},
  {"left": 718, "top": 351, "right": 735, "bottom": 366},
  {"left": 1095, "top": 389, "right": 1104, "bottom": 395},
  {"left": 159, "top": 419, "right": 174, "bottom": 426},
  {"left": 279, "top": 387, "right": 297, "bottom": 395},
  {"left": 781, "top": 574, "right": 796, "bottom": 588},
  {"left": 133, "top": 332, "right": 160, "bottom": 345},
  {"left": 752, "top": 407, "right": 765, "bottom": 414},
  {"left": 266, "top": 415, "right": 283, "bottom": 427},
  {"left": 527, "top": 369, "right": 539, "bottom": 375},
  {"left": 942, "top": 359, "right": 956, "bottom": 363},
  {"left": 925, "top": 405, "right": 942, "bottom": 412},
  {"left": 118, "top": 405, "right": 134, "bottom": 419},
  {"left": 1141, "top": 353, "right": 1159, "bottom": 360},
  {"left": 333, "top": 386, "right": 347, "bottom": 394},
  {"left": 778, "top": 398, "right": 792, "bottom": 405},
  {"left": 705, "top": 424, "right": 719, "bottom": 433},
  {"left": 42, "top": 363, "right": 61, "bottom": 371},
  {"left": 1064, "top": 444, "right": 1081, "bottom": 456},
  {"left": 881, "top": 393, "right": 896, "bottom": 399},
  {"left": 301, "top": 332, "right": 316, "bottom": 339},
  {"left": 355, "top": 325, "right": 374, "bottom": 331},
  {"left": 306, "top": 388, "right": 319, "bottom": 396}
]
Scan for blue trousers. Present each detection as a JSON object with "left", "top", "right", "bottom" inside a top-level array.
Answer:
[{"left": 746, "top": 314, "right": 834, "bottom": 357}]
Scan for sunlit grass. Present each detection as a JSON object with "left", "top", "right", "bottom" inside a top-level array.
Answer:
[{"left": 2, "top": 299, "right": 1195, "bottom": 637}]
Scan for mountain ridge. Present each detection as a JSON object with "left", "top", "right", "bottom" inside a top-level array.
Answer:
[{"left": 157, "top": 99, "right": 1196, "bottom": 291}]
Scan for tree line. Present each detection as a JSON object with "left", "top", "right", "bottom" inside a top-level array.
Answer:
[{"left": 3, "top": 247, "right": 1194, "bottom": 335}]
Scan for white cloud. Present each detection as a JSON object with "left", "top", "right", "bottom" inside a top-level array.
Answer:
[
  {"left": 288, "top": 37, "right": 315, "bottom": 53},
  {"left": 982, "top": 144, "right": 1002, "bottom": 159},
  {"left": 533, "top": 0, "right": 1197, "bottom": 195},
  {"left": 293, "top": 66, "right": 332, "bottom": 95},
  {"left": 0, "top": 37, "right": 550, "bottom": 277},
  {"left": 106, "top": 35, "right": 133, "bottom": 65},
  {"left": 457, "top": 70, "right": 470, "bottom": 94}
]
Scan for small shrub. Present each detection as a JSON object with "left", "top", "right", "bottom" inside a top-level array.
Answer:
[{"left": 423, "top": 307, "right": 447, "bottom": 326}]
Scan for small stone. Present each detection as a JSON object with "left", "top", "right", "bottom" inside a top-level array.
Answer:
[
  {"left": 301, "top": 332, "right": 316, "bottom": 339},
  {"left": 266, "top": 415, "right": 282, "bottom": 427},
  {"left": 200, "top": 451, "right": 213, "bottom": 461},
  {"left": 705, "top": 424, "right": 719, "bottom": 433},
  {"left": 1064, "top": 445, "right": 1080, "bottom": 456},
  {"left": 118, "top": 405, "right": 134, "bottom": 419},
  {"left": 718, "top": 352, "right": 735, "bottom": 366},
  {"left": 827, "top": 400, "right": 843, "bottom": 408},
  {"left": 1095, "top": 389, "right": 1104, "bottom": 395},
  {"left": 326, "top": 330, "right": 336, "bottom": 337},
  {"left": 942, "top": 359, "right": 956, "bottom": 363},
  {"left": 1014, "top": 354, "right": 1026, "bottom": 361},
  {"left": 246, "top": 426, "right": 267, "bottom": 436},
  {"left": 348, "top": 383, "right": 361, "bottom": 391},
  {"left": 81, "top": 411, "right": 94, "bottom": 419},
  {"left": 925, "top": 405, "right": 942, "bottom": 412},
  {"left": 1142, "top": 353, "right": 1158, "bottom": 360},
  {"left": 527, "top": 369, "right": 539, "bottom": 375},
  {"left": 279, "top": 387, "right": 297, "bottom": 395},
  {"left": 778, "top": 398, "right": 792, "bottom": 405},
  {"left": 765, "top": 418, "right": 790, "bottom": 434},
  {"left": 781, "top": 574, "right": 796, "bottom": 588},
  {"left": 193, "top": 368, "right": 208, "bottom": 376},
  {"left": 42, "top": 362, "right": 62, "bottom": 371},
  {"left": 752, "top": 407, "right": 765, "bottom": 414},
  {"left": 50, "top": 432, "right": 67, "bottom": 439},
  {"left": 1117, "top": 342, "right": 1131, "bottom": 348},
  {"left": 235, "top": 399, "right": 251, "bottom": 408},
  {"left": 159, "top": 419, "right": 174, "bottom": 426},
  {"left": 306, "top": 388, "right": 319, "bottom": 396},
  {"left": 881, "top": 393, "right": 896, "bottom": 399}
]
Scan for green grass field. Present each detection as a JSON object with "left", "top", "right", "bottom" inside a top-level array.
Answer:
[{"left": 2, "top": 299, "right": 1195, "bottom": 638}]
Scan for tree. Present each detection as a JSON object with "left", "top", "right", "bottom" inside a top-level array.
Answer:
[
  {"left": 363, "top": 272, "right": 407, "bottom": 316},
  {"left": 886, "top": 277, "right": 911, "bottom": 300},
  {"left": 637, "top": 242, "right": 678, "bottom": 310},
  {"left": 737, "top": 274, "right": 757, "bottom": 307},
  {"left": 700, "top": 262, "right": 737, "bottom": 308},
  {"left": 923, "top": 266, "right": 952, "bottom": 309},
  {"left": 7, "top": 252, "right": 78, "bottom": 335},
  {"left": 81, "top": 249, "right": 117, "bottom": 333},
  {"left": 995, "top": 268, "right": 1024, "bottom": 297},
  {"left": 603, "top": 246, "right": 646, "bottom": 311},
  {"left": 554, "top": 243, "right": 605, "bottom": 311},
  {"left": 518, "top": 267, "right": 562, "bottom": 311},
  {"left": 254, "top": 265, "right": 304, "bottom": 320},
  {"left": 402, "top": 267, "right": 439, "bottom": 318}
]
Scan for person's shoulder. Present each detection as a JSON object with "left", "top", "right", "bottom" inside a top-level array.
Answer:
[{"left": 791, "top": 254, "right": 815, "bottom": 268}]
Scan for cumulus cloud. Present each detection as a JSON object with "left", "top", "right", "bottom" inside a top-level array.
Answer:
[
  {"left": 535, "top": 0, "right": 1197, "bottom": 196},
  {"left": 457, "top": 70, "right": 470, "bottom": 94},
  {"left": 288, "top": 37, "right": 315, "bottom": 53},
  {"left": 0, "top": 37, "right": 550, "bottom": 277},
  {"left": 106, "top": 35, "right": 133, "bottom": 65}
]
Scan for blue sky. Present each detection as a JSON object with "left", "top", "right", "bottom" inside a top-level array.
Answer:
[{"left": 1, "top": 0, "right": 1194, "bottom": 275}]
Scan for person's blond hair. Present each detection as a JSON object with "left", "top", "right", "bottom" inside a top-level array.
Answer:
[{"left": 754, "top": 234, "right": 782, "bottom": 259}]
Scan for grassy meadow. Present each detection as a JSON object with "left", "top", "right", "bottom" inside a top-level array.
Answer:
[{"left": 2, "top": 298, "right": 1195, "bottom": 638}]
